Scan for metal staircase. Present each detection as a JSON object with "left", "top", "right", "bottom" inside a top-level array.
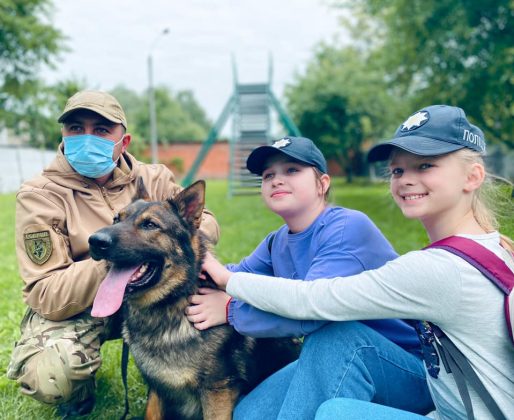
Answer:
[
  {"left": 181, "top": 57, "right": 301, "bottom": 196},
  {"left": 229, "top": 83, "right": 271, "bottom": 195}
]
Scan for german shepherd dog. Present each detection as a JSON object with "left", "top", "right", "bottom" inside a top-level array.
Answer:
[{"left": 88, "top": 178, "right": 300, "bottom": 419}]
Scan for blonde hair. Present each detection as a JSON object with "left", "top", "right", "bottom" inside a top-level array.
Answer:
[{"left": 456, "top": 149, "right": 514, "bottom": 252}]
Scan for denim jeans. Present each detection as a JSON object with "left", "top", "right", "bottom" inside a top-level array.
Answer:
[
  {"left": 234, "top": 321, "right": 434, "bottom": 420},
  {"left": 315, "top": 398, "right": 429, "bottom": 419}
]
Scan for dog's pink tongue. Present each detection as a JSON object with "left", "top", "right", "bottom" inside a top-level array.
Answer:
[{"left": 91, "top": 265, "right": 142, "bottom": 317}]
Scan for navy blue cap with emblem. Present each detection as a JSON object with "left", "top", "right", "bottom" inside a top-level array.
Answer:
[
  {"left": 367, "top": 105, "right": 486, "bottom": 163},
  {"left": 246, "top": 136, "right": 328, "bottom": 175}
]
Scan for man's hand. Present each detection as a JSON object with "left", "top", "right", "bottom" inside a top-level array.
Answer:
[
  {"left": 201, "top": 251, "right": 231, "bottom": 289},
  {"left": 186, "top": 288, "right": 231, "bottom": 330}
]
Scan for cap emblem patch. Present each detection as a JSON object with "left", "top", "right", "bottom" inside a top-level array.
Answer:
[
  {"left": 272, "top": 138, "right": 291, "bottom": 149},
  {"left": 401, "top": 111, "right": 429, "bottom": 131},
  {"left": 24, "top": 230, "right": 53, "bottom": 265}
]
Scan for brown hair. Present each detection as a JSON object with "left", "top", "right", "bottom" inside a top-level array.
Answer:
[{"left": 313, "top": 167, "right": 331, "bottom": 201}]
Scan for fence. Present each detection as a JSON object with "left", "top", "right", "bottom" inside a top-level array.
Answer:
[
  {"left": 484, "top": 146, "right": 514, "bottom": 181},
  {"left": 0, "top": 145, "right": 55, "bottom": 194},
  {"left": 1, "top": 144, "right": 512, "bottom": 195}
]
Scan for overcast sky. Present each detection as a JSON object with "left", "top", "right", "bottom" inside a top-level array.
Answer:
[{"left": 43, "top": 0, "right": 345, "bottom": 120}]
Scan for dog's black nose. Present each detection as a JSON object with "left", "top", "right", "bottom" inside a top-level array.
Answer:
[{"left": 89, "top": 231, "right": 113, "bottom": 258}]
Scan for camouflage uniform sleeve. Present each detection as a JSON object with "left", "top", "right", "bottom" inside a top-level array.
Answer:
[
  {"left": 16, "top": 190, "right": 108, "bottom": 321},
  {"left": 141, "top": 163, "right": 220, "bottom": 245}
]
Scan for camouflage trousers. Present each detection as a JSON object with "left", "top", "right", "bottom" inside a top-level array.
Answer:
[{"left": 7, "top": 308, "right": 122, "bottom": 405}]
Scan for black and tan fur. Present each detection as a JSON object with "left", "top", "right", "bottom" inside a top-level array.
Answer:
[{"left": 89, "top": 178, "right": 300, "bottom": 420}]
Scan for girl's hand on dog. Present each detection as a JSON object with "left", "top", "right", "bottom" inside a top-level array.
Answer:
[
  {"left": 201, "top": 252, "right": 231, "bottom": 289},
  {"left": 186, "top": 288, "right": 231, "bottom": 330}
]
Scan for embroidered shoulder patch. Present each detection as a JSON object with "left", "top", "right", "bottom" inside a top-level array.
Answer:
[{"left": 24, "top": 230, "right": 53, "bottom": 265}]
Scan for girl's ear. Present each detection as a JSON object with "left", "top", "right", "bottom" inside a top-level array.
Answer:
[
  {"left": 464, "top": 162, "right": 485, "bottom": 192},
  {"left": 319, "top": 174, "right": 331, "bottom": 196}
]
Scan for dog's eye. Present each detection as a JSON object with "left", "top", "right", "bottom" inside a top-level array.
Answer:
[
  {"left": 113, "top": 215, "right": 120, "bottom": 224},
  {"left": 141, "top": 220, "right": 159, "bottom": 230}
]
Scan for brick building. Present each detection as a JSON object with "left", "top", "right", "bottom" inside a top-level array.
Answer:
[
  {"left": 151, "top": 140, "right": 346, "bottom": 181},
  {"left": 153, "top": 141, "right": 231, "bottom": 180}
]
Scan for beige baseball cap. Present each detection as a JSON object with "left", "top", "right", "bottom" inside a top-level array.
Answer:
[{"left": 57, "top": 90, "right": 127, "bottom": 127}]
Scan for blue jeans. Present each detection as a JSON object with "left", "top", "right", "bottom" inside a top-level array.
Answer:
[
  {"left": 315, "top": 398, "right": 428, "bottom": 419},
  {"left": 234, "top": 321, "right": 434, "bottom": 420}
]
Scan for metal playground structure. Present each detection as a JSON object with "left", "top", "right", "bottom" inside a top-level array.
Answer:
[{"left": 181, "top": 58, "right": 301, "bottom": 196}]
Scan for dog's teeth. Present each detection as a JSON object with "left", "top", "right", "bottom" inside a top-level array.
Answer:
[{"left": 128, "top": 263, "right": 149, "bottom": 281}]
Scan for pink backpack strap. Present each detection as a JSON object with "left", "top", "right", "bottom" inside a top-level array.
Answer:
[
  {"left": 423, "top": 236, "right": 512, "bottom": 419},
  {"left": 425, "top": 236, "right": 514, "bottom": 294},
  {"left": 425, "top": 236, "right": 514, "bottom": 344}
]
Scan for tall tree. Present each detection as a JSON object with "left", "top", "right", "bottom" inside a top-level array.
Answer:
[
  {"left": 285, "top": 45, "right": 402, "bottom": 181},
  {"left": 110, "top": 84, "right": 147, "bottom": 140},
  {"left": 153, "top": 86, "right": 210, "bottom": 142},
  {"left": 176, "top": 90, "right": 211, "bottom": 133},
  {"left": 110, "top": 85, "right": 211, "bottom": 146},
  {"left": 0, "top": 0, "right": 65, "bottom": 125},
  {"left": 25, "top": 79, "right": 86, "bottom": 149},
  {"left": 335, "top": 0, "right": 514, "bottom": 146}
]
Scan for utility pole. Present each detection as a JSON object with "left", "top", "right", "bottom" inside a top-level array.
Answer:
[{"left": 147, "top": 28, "right": 169, "bottom": 164}]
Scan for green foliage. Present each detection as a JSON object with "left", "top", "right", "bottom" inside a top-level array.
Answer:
[
  {"left": 0, "top": 1, "right": 209, "bottom": 152},
  {"left": 108, "top": 85, "right": 146, "bottom": 133},
  {"left": 152, "top": 86, "right": 209, "bottom": 142},
  {"left": 109, "top": 85, "right": 149, "bottom": 160},
  {"left": 111, "top": 85, "right": 212, "bottom": 147},
  {"left": 285, "top": 45, "right": 404, "bottom": 181},
  {"left": 334, "top": 0, "right": 514, "bottom": 146},
  {"left": 168, "top": 157, "right": 185, "bottom": 175},
  {"left": 0, "top": 0, "right": 66, "bottom": 126},
  {"left": 4, "top": 81, "right": 211, "bottom": 154},
  {"left": 18, "top": 78, "right": 86, "bottom": 150},
  {"left": 1, "top": 0, "right": 85, "bottom": 151},
  {"left": 176, "top": 90, "right": 211, "bottom": 132}
]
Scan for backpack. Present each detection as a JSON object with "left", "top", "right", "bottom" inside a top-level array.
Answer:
[
  {"left": 426, "top": 236, "right": 514, "bottom": 344},
  {"left": 416, "top": 236, "right": 514, "bottom": 420}
]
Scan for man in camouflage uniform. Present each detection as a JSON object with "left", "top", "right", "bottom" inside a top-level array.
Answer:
[{"left": 7, "top": 90, "right": 220, "bottom": 417}]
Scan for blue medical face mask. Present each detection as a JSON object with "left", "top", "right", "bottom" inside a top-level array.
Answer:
[{"left": 63, "top": 134, "right": 124, "bottom": 179}]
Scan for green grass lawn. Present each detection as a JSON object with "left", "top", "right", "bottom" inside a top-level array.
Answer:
[{"left": 0, "top": 179, "right": 512, "bottom": 419}]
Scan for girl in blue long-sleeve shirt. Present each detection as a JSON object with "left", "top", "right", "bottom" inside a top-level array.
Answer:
[{"left": 186, "top": 136, "right": 433, "bottom": 418}]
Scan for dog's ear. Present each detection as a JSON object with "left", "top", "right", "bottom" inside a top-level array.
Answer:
[
  {"left": 134, "top": 176, "right": 150, "bottom": 201},
  {"left": 172, "top": 180, "right": 205, "bottom": 229}
]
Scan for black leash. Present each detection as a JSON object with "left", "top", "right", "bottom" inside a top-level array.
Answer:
[{"left": 120, "top": 340, "right": 130, "bottom": 420}]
